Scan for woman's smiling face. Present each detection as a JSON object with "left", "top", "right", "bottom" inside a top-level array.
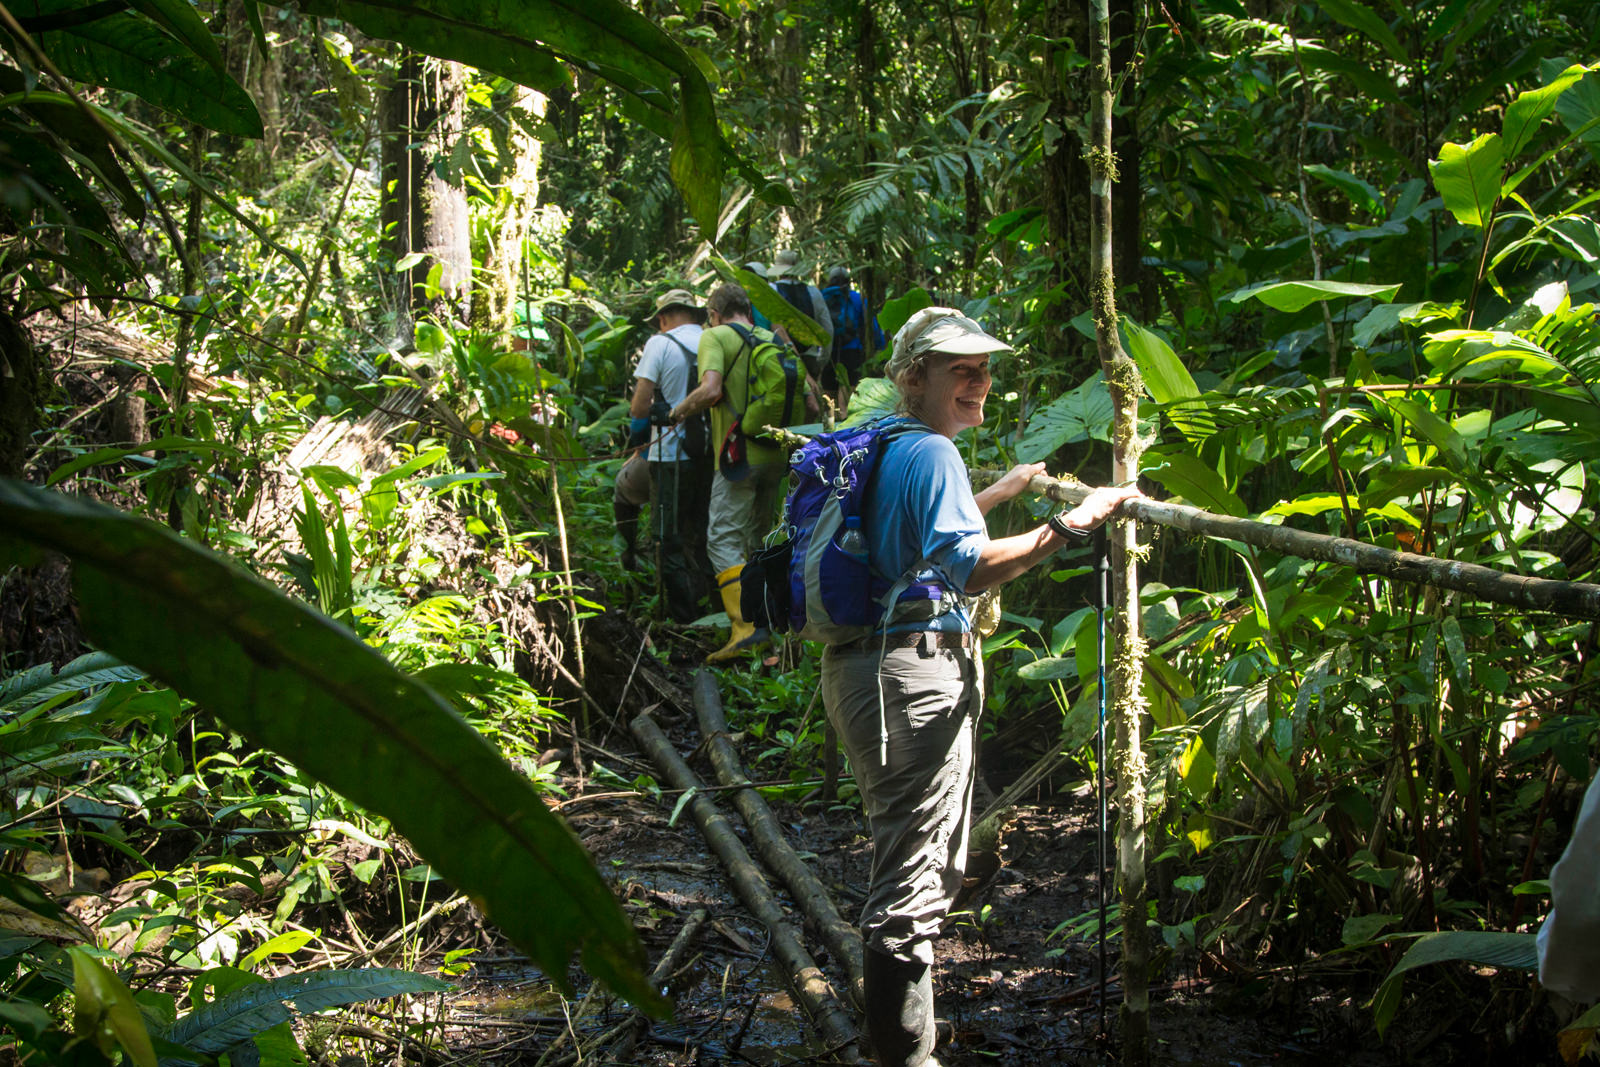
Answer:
[{"left": 909, "top": 351, "right": 993, "bottom": 437}]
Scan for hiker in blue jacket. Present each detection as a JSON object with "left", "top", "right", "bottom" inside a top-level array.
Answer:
[
  {"left": 823, "top": 307, "right": 1141, "bottom": 1067},
  {"left": 821, "top": 265, "right": 886, "bottom": 411}
]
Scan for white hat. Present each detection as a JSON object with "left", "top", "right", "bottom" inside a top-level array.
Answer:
[{"left": 887, "top": 307, "right": 1011, "bottom": 379}]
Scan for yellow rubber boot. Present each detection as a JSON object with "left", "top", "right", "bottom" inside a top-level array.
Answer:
[{"left": 707, "top": 564, "right": 769, "bottom": 663}]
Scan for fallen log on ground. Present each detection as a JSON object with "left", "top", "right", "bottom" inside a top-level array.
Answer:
[
  {"left": 691, "top": 668, "right": 865, "bottom": 1004},
  {"left": 630, "top": 712, "right": 861, "bottom": 1061}
]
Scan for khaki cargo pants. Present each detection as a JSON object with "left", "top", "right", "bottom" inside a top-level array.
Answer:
[{"left": 822, "top": 637, "right": 983, "bottom": 966}]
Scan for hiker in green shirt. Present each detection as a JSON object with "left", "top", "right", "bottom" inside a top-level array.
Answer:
[{"left": 670, "top": 283, "right": 813, "bottom": 662}]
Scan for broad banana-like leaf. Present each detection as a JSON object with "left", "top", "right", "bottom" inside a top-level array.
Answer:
[
  {"left": 1372, "top": 930, "right": 1536, "bottom": 1036},
  {"left": 26, "top": 1, "right": 263, "bottom": 137},
  {"left": 0, "top": 481, "right": 661, "bottom": 1013},
  {"left": 1120, "top": 318, "right": 1206, "bottom": 444},
  {"left": 1503, "top": 64, "right": 1589, "bottom": 158},
  {"left": 1227, "top": 279, "right": 1403, "bottom": 313},
  {"left": 290, "top": 0, "right": 725, "bottom": 229},
  {"left": 0, "top": 651, "right": 143, "bottom": 711},
  {"left": 0, "top": 70, "right": 143, "bottom": 219},
  {"left": 1429, "top": 134, "right": 1504, "bottom": 228},
  {"left": 163, "top": 968, "right": 449, "bottom": 1063},
  {"left": 1015, "top": 374, "right": 1112, "bottom": 463},
  {"left": 706, "top": 255, "right": 827, "bottom": 349},
  {"left": 1311, "top": 0, "right": 1405, "bottom": 63}
]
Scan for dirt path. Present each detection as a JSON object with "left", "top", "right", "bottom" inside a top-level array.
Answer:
[{"left": 430, "top": 693, "right": 1406, "bottom": 1067}]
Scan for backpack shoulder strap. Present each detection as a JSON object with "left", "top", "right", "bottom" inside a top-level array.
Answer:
[{"left": 662, "top": 330, "right": 698, "bottom": 381}]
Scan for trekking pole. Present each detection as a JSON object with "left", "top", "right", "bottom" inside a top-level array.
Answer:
[{"left": 1094, "top": 525, "right": 1110, "bottom": 1037}]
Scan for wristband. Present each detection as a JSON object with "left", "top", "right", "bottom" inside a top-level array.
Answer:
[
  {"left": 1048, "top": 510, "right": 1090, "bottom": 540},
  {"left": 628, "top": 416, "right": 651, "bottom": 448}
]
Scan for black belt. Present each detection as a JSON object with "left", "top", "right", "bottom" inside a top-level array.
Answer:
[{"left": 837, "top": 630, "right": 974, "bottom": 653}]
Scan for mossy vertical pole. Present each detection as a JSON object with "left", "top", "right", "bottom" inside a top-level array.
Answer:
[{"left": 1088, "top": 0, "right": 1150, "bottom": 1061}]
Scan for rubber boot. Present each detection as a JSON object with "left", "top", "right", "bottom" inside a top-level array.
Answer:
[
  {"left": 706, "top": 565, "right": 769, "bottom": 663},
  {"left": 863, "top": 947, "right": 937, "bottom": 1067},
  {"left": 613, "top": 498, "right": 644, "bottom": 572}
]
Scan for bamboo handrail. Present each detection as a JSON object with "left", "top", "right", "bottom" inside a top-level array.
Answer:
[
  {"left": 772, "top": 418, "right": 1600, "bottom": 618},
  {"left": 771, "top": 425, "right": 1600, "bottom": 618},
  {"left": 974, "top": 470, "right": 1600, "bottom": 620}
]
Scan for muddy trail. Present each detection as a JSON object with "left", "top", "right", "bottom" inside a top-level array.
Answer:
[{"left": 391, "top": 645, "right": 1430, "bottom": 1067}]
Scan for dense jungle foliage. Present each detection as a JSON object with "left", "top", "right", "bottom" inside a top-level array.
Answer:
[{"left": 3, "top": 0, "right": 1599, "bottom": 1063}]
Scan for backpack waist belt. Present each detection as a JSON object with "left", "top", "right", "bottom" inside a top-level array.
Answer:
[{"left": 836, "top": 630, "right": 973, "bottom": 653}]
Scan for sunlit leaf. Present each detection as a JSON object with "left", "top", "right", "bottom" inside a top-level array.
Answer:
[
  {"left": 1228, "top": 279, "right": 1403, "bottom": 313},
  {"left": 1429, "top": 134, "right": 1505, "bottom": 228},
  {"left": 1503, "top": 64, "right": 1589, "bottom": 158}
]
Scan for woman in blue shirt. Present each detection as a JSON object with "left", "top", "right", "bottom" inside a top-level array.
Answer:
[{"left": 824, "top": 307, "right": 1140, "bottom": 1067}]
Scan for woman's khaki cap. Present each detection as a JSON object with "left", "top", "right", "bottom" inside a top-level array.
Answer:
[
  {"left": 886, "top": 306, "right": 1011, "bottom": 379},
  {"left": 652, "top": 288, "right": 700, "bottom": 316}
]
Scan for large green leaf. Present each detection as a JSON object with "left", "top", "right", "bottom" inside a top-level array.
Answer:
[
  {"left": 0, "top": 651, "right": 143, "bottom": 712},
  {"left": 878, "top": 287, "right": 933, "bottom": 337},
  {"left": 1429, "top": 133, "right": 1504, "bottom": 228},
  {"left": 164, "top": 968, "right": 449, "bottom": 1062},
  {"left": 1311, "top": 0, "right": 1405, "bottom": 62},
  {"left": 669, "top": 76, "right": 724, "bottom": 229},
  {"left": 1503, "top": 64, "right": 1590, "bottom": 158},
  {"left": 1121, "top": 317, "right": 1207, "bottom": 443},
  {"left": 1141, "top": 451, "right": 1246, "bottom": 516},
  {"left": 30, "top": 4, "right": 262, "bottom": 137},
  {"left": 0, "top": 70, "right": 142, "bottom": 219},
  {"left": 1015, "top": 374, "right": 1112, "bottom": 462},
  {"left": 1303, "top": 163, "right": 1383, "bottom": 217},
  {"left": 1556, "top": 69, "right": 1600, "bottom": 161},
  {"left": 1373, "top": 931, "right": 1537, "bottom": 1036},
  {"left": 708, "top": 255, "right": 826, "bottom": 348},
  {"left": 0, "top": 481, "right": 660, "bottom": 1013},
  {"left": 1227, "top": 279, "right": 1402, "bottom": 313}
]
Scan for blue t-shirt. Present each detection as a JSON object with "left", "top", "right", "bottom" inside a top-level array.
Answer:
[{"left": 864, "top": 419, "right": 987, "bottom": 633}]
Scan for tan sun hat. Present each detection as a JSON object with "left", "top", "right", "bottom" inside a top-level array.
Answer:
[
  {"left": 770, "top": 249, "right": 803, "bottom": 278},
  {"left": 886, "top": 306, "right": 1012, "bottom": 380},
  {"left": 652, "top": 288, "right": 700, "bottom": 317}
]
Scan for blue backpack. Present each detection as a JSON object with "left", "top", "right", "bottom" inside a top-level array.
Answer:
[
  {"left": 742, "top": 417, "right": 940, "bottom": 644},
  {"left": 823, "top": 285, "right": 863, "bottom": 355}
]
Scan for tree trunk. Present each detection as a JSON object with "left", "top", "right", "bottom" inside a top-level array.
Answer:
[
  {"left": 382, "top": 52, "right": 472, "bottom": 329},
  {"left": 851, "top": 0, "right": 883, "bottom": 318},
  {"left": 470, "top": 84, "right": 547, "bottom": 335},
  {"left": 1110, "top": 0, "right": 1153, "bottom": 321},
  {"left": 1089, "top": 0, "right": 1150, "bottom": 1062},
  {"left": 1042, "top": 0, "right": 1089, "bottom": 374},
  {"left": 0, "top": 307, "right": 39, "bottom": 479}
]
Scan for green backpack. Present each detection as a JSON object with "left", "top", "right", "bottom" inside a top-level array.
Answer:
[{"left": 726, "top": 323, "right": 803, "bottom": 442}]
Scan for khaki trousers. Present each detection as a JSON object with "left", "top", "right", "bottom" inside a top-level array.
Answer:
[{"left": 822, "top": 640, "right": 982, "bottom": 965}]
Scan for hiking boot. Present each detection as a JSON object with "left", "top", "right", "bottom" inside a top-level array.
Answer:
[{"left": 862, "top": 947, "right": 936, "bottom": 1067}]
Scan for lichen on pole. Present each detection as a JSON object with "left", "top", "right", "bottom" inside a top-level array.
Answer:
[{"left": 1087, "top": 0, "right": 1151, "bottom": 1060}]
